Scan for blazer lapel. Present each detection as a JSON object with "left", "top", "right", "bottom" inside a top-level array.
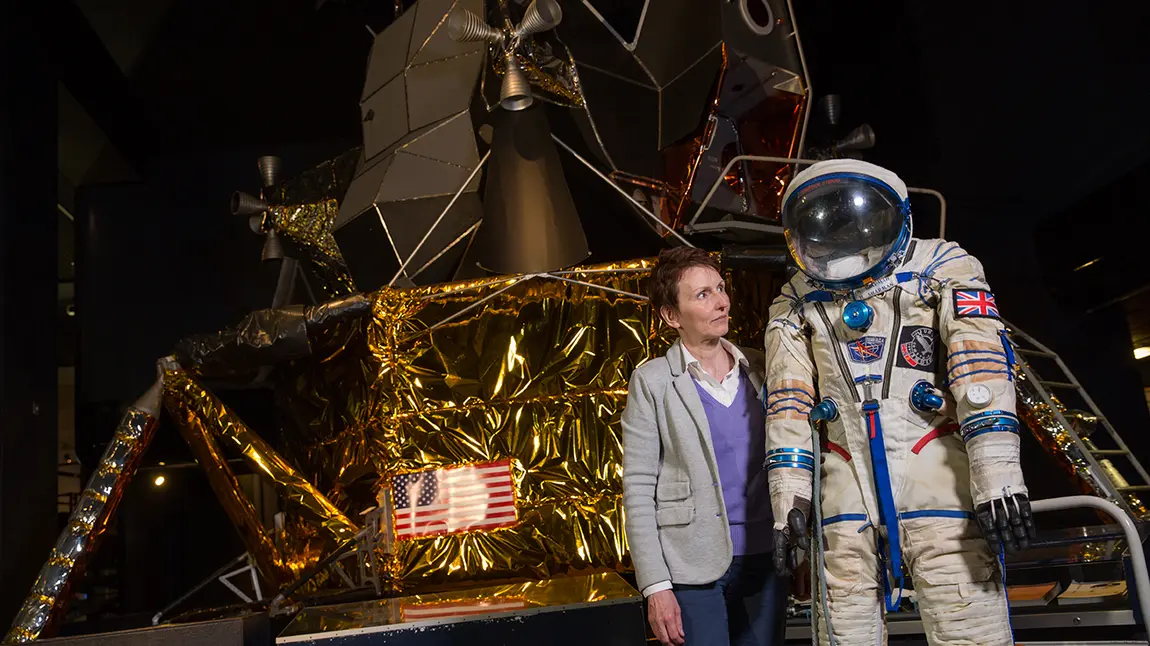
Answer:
[
  {"left": 673, "top": 374, "right": 717, "bottom": 467},
  {"left": 667, "top": 339, "right": 718, "bottom": 472}
]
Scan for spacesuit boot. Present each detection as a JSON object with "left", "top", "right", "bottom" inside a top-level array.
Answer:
[{"left": 764, "top": 159, "right": 1031, "bottom": 646}]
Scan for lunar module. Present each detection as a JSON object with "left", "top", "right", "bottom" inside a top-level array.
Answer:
[{"left": 8, "top": 1, "right": 1149, "bottom": 644}]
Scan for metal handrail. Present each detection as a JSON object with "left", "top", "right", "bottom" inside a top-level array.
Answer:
[
  {"left": 684, "top": 154, "right": 948, "bottom": 238},
  {"left": 1031, "top": 496, "right": 1149, "bottom": 625}
]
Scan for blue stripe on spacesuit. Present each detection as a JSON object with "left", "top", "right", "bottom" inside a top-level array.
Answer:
[
  {"left": 946, "top": 356, "right": 1011, "bottom": 378},
  {"left": 770, "top": 317, "right": 801, "bottom": 331},
  {"left": 767, "top": 397, "right": 814, "bottom": 409},
  {"left": 999, "top": 329, "right": 1017, "bottom": 382},
  {"left": 947, "top": 368, "right": 1011, "bottom": 385},
  {"left": 766, "top": 406, "right": 808, "bottom": 417},
  {"left": 765, "top": 449, "right": 815, "bottom": 472},
  {"left": 767, "top": 388, "right": 814, "bottom": 400},
  {"left": 862, "top": 399, "right": 903, "bottom": 612},
  {"left": 948, "top": 349, "right": 1007, "bottom": 360},
  {"left": 821, "top": 513, "right": 867, "bottom": 526},
  {"left": 899, "top": 509, "right": 974, "bottom": 521}
]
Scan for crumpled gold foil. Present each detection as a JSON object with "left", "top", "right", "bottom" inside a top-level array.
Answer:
[
  {"left": 1013, "top": 363, "right": 1149, "bottom": 520},
  {"left": 162, "top": 366, "right": 360, "bottom": 590},
  {"left": 278, "top": 571, "right": 638, "bottom": 638},
  {"left": 264, "top": 149, "right": 360, "bottom": 297},
  {"left": 275, "top": 260, "right": 676, "bottom": 592},
  {"left": 5, "top": 404, "right": 159, "bottom": 643}
]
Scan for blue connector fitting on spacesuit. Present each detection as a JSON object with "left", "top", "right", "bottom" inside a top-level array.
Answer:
[
  {"left": 809, "top": 398, "right": 839, "bottom": 424},
  {"left": 841, "top": 300, "right": 875, "bottom": 331},
  {"left": 910, "top": 380, "right": 944, "bottom": 413}
]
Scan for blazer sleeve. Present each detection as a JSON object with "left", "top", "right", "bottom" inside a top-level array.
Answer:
[{"left": 621, "top": 369, "right": 673, "bottom": 591}]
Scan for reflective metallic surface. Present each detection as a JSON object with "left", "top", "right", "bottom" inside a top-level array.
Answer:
[
  {"left": 1014, "top": 367, "right": 1149, "bottom": 520},
  {"left": 278, "top": 571, "right": 638, "bottom": 638},
  {"left": 264, "top": 149, "right": 360, "bottom": 297},
  {"left": 5, "top": 404, "right": 159, "bottom": 643},
  {"left": 275, "top": 261, "right": 675, "bottom": 591},
  {"left": 163, "top": 367, "right": 360, "bottom": 589}
]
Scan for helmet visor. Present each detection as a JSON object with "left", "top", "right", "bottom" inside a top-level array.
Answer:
[{"left": 782, "top": 174, "right": 905, "bottom": 283}]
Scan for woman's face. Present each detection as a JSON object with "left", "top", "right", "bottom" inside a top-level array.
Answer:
[{"left": 660, "top": 265, "right": 730, "bottom": 343}]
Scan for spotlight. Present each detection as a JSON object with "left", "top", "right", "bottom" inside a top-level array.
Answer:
[
  {"left": 1135, "top": 347, "right": 1150, "bottom": 360},
  {"left": 153, "top": 475, "right": 166, "bottom": 487}
]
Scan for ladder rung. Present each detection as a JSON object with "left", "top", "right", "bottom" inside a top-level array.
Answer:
[
  {"left": 1015, "top": 348, "right": 1055, "bottom": 358},
  {"left": 1090, "top": 449, "right": 1130, "bottom": 456},
  {"left": 1117, "top": 485, "right": 1150, "bottom": 492},
  {"left": 1038, "top": 380, "right": 1078, "bottom": 389}
]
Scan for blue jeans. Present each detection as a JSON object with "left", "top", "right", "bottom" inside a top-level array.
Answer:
[{"left": 673, "top": 553, "right": 788, "bottom": 646}]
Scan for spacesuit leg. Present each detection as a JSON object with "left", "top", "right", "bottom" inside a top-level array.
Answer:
[
  {"left": 900, "top": 427, "right": 1012, "bottom": 645},
  {"left": 815, "top": 442, "right": 886, "bottom": 646}
]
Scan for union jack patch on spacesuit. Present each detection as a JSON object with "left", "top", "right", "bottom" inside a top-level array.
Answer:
[{"left": 953, "top": 289, "right": 999, "bottom": 319}]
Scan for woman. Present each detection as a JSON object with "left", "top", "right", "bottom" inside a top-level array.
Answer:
[{"left": 622, "top": 247, "right": 788, "bottom": 646}]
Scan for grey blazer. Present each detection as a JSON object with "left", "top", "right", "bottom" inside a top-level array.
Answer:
[{"left": 621, "top": 339, "right": 767, "bottom": 592}]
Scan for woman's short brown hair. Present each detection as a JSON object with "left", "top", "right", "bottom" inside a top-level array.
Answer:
[{"left": 647, "top": 247, "right": 721, "bottom": 315}]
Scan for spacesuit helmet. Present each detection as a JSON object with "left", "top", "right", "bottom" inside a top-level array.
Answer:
[{"left": 780, "top": 159, "right": 912, "bottom": 290}]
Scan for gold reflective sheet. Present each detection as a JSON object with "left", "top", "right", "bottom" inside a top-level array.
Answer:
[
  {"left": 163, "top": 367, "right": 360, "bottom": 588},
  {"left": 265, "top": 149, "right": 359, "bottom": 297},
  {"left": 278, "top": 571, "right": 638, "bottom": 638},
  {"left": 5, "top": 407, "right": 158, "bottom": 644},
  {"left": 1014, "top": 367, "right": 1149, "bottom": 520},
  {"left": 277, "top": 261, "right": 676, "bottom": 591}
]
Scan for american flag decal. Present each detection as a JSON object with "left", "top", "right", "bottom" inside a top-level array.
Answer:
[
  {"left": 953, "top": 289, "right": 999, "bottom": 319},
  {"left": 392, "top": 459, "right": 518, "bottom": 540},
  {"left": 401, "top": 598, "right": 528, "bottom": 622}
]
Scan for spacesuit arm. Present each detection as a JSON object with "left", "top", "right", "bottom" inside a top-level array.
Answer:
[
  {"left": 932, "top": 242, "right": 1028, "bottom": 508},
  {"left": 763, "top": 292, "right": 818, "bottom": 530},
  {"left": 621, "top": 370, "right": 673, "bottom": 592}
]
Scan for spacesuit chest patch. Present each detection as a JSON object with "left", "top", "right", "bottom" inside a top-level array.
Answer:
[
  {"left": 846, "top": 336, "right": 886, "bottom": 363},
  {"left": 895, "top": 326, "right": 938, "bottom": 372}
]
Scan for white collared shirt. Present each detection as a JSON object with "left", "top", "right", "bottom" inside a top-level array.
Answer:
[
  {"left": 641, "top": 338, "right": 748, "bottom": 598},
  {"left": 680, "top": 338, "right": 747, "bottom": 407}
]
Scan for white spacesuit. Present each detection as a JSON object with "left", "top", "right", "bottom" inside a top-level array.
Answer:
[{"left": 764, "top": 159, "right": 1035, "bottom": 645}]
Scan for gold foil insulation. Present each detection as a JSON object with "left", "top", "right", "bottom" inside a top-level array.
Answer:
[
  {"left": 162, "top": 367, "right": 360, "bottom": 589},
  {"left": 275, "top": 261, "right": 675, "bottom": 592},
  {"left": 279, "top": 571, "right": 637, "bottom": 639},
  {"left": 5, "top": 406, "right": 159, "bottom": 644},
  {"left": 264, "top": 149, "right": 360, "bottom": 297},
  {"left": 1014, "top": 361, "right": 1149, "bottom": 520}
]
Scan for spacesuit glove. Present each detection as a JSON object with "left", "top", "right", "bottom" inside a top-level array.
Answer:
[
  {"left": 773, "top": 508, "right": 809, "bottom": 576},
  {"left": 975, "top": 492, "right": 1036, "bottom": 554}
]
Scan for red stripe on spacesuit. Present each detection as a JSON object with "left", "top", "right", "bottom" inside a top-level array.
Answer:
[
  {"left": 825, "top": 441, "right": 851, "bottom": 461},
  {"left": 910, "top": 423, "right": 959, "bottom": 455}
]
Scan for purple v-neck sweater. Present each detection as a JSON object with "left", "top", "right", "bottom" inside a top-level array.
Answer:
[{"left": 693, "top": 369, "right": 772, "bottom": 555}]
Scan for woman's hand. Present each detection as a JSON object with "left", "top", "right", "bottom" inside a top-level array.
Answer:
[{"left": 647, "top": 589, "right": 685, "bottom": 645}]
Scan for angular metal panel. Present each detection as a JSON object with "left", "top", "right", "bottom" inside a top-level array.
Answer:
[
  {"left": 631, "top": 0, "right": 722, "bottom": 88},
  {"left": 405, "top": 50, "right": 484, "bottom": 131},
  {"left": 376, "top": 151, "right": 475, "bottom": 203},
  {"left": 409, "top": 0, "right": 486, "bottom": 66},
  {"left": 336, "top": 155, "right": 394, "bottom": 230},
  {"left": 399, "top": 110, "right": 480, "bottom": 169},
  {"left": 361, "top": 76, "right": 409, "bottom": 159},
  {"left": 657, "top": 44, "right": 723, "bottom": 148},
  {"left": 573, "top": 64, "right": 661, "bottom": 179},
  {"left": 361, "top": 7, "right": 416, "bottom": 101},
  {"left": 554, "top": 2, "right": 654, "bottom": 86}
]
